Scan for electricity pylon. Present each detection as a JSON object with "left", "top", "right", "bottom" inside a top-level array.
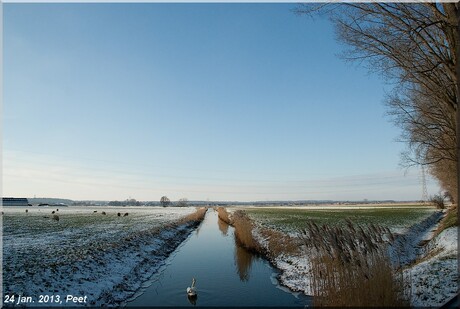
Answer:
[{"left": 421, "top": 165, "right": 429, "bottom": 203}]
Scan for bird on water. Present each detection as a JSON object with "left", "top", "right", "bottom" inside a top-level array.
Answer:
[{"left": 187, "top": 278, "right": 197, "bottom": 297}]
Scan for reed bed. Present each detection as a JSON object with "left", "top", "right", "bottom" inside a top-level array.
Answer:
[
  {"left": 259, "top": 227, "right": 301, "bottom": 258},
  {"left": 216, "top": 206, "right": 232, "bottom": 225},
  {"left": 221, "top": 209, "right": 260, "bottom": 253},
  {"left": 301, "top": 219, "right": 409, "bottom": 307},
  {"left": 218, "top": 208, "right": 297, "bottom": 258},
  {"left": 179, "top": 207, "right": 208, "bottom": 224}
]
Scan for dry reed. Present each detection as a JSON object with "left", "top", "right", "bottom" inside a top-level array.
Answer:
[
  {"left": 179, "top": 207, "right": 207, "bottom": 224},
  {"left": 301, "top": 219, "right": 409, "bottom": 307},
  {"left": 260, "top": 228, "right": 301, "bottom": 258},
  {"left": 216, "top": 207, "right": 232, "bottom": 225},
  {"left": 231, "top": 210, "right": 261, "bottom": 253}
]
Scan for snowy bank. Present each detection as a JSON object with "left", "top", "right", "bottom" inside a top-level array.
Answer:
[
  {"left": 3, "top": 207, "right": 201, "bottom": 307},
  {"left": 252, "top": 208, "right": 456, "bottom": 307},
  {"left": 388, "top": 210, "right": 444, "bottom": 266},
  {"left": 252, "top": 228, "right": 314, "bottom": 295},
  {"left": 403, "top": 226, "right": 458, "bottom": 307}
]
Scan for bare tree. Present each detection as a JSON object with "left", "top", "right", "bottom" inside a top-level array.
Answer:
[
  {"left": 160, "top": 196, "right": 171, "bottom": 207},
  {"left": 296, "top": 3, "right": 459, "bottom": 201},
  {"left": 177, "top": 198, "right": 189, "bottom": 207}
]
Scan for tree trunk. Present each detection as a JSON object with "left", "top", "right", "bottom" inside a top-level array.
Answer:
[{"left": 455, "top": 5, "right": 459, "bottom": 205}]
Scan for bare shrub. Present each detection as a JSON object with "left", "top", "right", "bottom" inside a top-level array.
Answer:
[
  {"left": 52, "top": 215, "right": 59, "bottom": 221},
  {"left": 301, "top": 219, "right": 409, "bottom": 306},
  {"left": 232, "top": 210, "right": 261, "bottom": 253},
  {"left": 217, "top": 207, "right": 232, "bottom": 225},
  {"left": 434, "top": 205, "right": 458, "bottom": 236},
  {"left": 177, "top": 198, "right": 188, "bottom": 207},
  {"left": 430, "top": 194, "right": 446, "bottom": 209},
  {"left": 101, "top": 211, "right": 106, "bottom": 215}
]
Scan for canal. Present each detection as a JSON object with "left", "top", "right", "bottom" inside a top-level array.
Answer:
[{"left": 127, "top": 209, "right": 311, "bottom": 307}]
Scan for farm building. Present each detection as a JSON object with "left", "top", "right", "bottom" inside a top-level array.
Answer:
[{"left": 2, "top": 197, "right": 30, "bottom": 206}]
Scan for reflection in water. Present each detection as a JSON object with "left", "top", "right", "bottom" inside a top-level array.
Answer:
[
  {"left": 195, "top": 223, "right": 203, "bottom": 236},
  {"left": 187, "top": 294, "right": 198, "bottom": 306},
  {"left": 128, "top": 210, "right": 311, "bottom": 307},
  {"left": 217, "top": 218, "right": 229, "bottom": 236},
  {"left": 234, "top": 240, "right": 255, "bottom": 282}
]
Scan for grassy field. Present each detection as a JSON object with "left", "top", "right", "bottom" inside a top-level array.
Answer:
[
  {"left": 3, "top": 206, "right": 195, "bottom": 250},
  {"left": 242, "top": 206, "right": 437, "bottom": 233},
  {"left": 2, "top": 206, "right": 200, "bottom": 305}
]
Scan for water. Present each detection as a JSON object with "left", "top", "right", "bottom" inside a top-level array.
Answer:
[{"left": 127, "top": 209, "right": 311, "bottom": 307}]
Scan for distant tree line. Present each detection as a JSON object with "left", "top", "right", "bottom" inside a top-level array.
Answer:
[
  {"left": 108, "top": 198, "right": 141, "bottom": 206},
  {"left": 106, "top": 197, "right": 190, "bottom": 207}
]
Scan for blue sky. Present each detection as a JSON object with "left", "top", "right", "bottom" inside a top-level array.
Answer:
[{"left": 3, "top": 3, "right": 439, "bottom": 201}]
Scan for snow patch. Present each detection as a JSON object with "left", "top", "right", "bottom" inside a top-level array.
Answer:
[
  {"left": 403, "top": 226, "right": 458, "bottom": 307},
  {"left": 252, "top": 227, "right": 314, "bottom": 295},
  {"left": 388, "top": 211, "right": 444, "bottom": 267}
]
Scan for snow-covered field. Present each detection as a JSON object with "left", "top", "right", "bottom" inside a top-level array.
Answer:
[
  {"left": 246, "top": 206, "right": 457, "bottom": 307},
  {"left": 2, "top": 206, "right": 197, "bottom": 306}
]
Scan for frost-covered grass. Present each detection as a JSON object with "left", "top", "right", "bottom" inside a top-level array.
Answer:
[
  {"left": 244, "top": 206, "right": 437, "bottom": 234},
  {"left": 244, "top": 206, "right": 454, "bottom": 307},
  {"left": 2, "top": 206, "right": 199, "bottom": 306}
]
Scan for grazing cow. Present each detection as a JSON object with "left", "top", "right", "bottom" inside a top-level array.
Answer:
[
  {"left": 52, "top": 211, "right": 55, "bottom": 214},
  {"left": 123, "top": 213, "right": 129, "bottom": 217},
  {"left": 25, "top": 209, "right": 28, "bottom": 213},
  {"left": 93, "top": 210, "right": 97, "bottom": 213},
  {"left": 117, "top": 213, "right": 121, "bottom": 217},
  {"left": 101, "top": 211, "right": 106, "bottom": 215}
]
